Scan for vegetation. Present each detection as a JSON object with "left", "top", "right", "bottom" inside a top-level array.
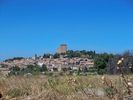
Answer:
[
  {"left": 4, "top": 57, "right": 24, "bottom": 62},
  {"left": 1, "top": 50, "right": 133, "bottom": 100},
  {"left": 0, "top": 74, "right": 133, "bottom": 100},
  {"left": 9, "top": 64, "right": 48, "bottom": 76},
  {"left": 5, "top": 50, "right": 133, "bottom": 75},
  {"left": 42, "top": 50, "right": 96, "bottom": 59}
]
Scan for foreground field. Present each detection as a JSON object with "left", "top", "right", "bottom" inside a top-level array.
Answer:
[{"left": 0, "top": 75, "right": 133, "bottom": 100}]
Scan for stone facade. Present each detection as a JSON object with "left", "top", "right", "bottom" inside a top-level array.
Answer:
[{"left": 57, "top": 44, "right": 67, "bottom": 54}]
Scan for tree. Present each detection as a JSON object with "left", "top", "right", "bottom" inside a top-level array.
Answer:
[
  {"left": 106, "top": 57, "right": 119, "bottom": 74},
  {"left": 77, "top": 67, "right": 81, "bottom": 75},
  {"left": 53, "top": 53, "right": 60, "bottom": 58},
  {"left": 9, "top": 66, "right": 20, "bottom": 75},
  {"left": 106, "top": 50, "right": 133, "bottom": 74},
  {"left": 41, "top": 64, "right": 48, "bottom": 72},
  {"left": 5, "top": 57, "right": 24, "bottom": 62},
  {"left": 82, "top": 66, "right": 88, "bottom": 73},
  {"left": 94, "top": 53, "right": 114, "bottom": 74},
  {"left": 43, "top": 53, "right": 52, "bottom": 58}
]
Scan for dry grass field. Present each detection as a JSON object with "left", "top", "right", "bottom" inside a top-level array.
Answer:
[{"left": 0, "top": 74, "right": 133, "bottom": 100}]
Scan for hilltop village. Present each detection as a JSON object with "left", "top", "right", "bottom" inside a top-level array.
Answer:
[{"left": 0, "top": 44, "right": 95, "bottom": 76}]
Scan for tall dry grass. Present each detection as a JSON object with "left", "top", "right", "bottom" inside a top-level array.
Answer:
[
  {"left": 0, "top": 75, "right": 110, "bottom": 100},
  {"left": 1, "top": 75, "right": 132, "bottom": 100}
]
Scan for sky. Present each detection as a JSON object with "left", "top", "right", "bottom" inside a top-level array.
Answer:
[{"left": 0, "top": 0, "right": 133, "bottom": 60}]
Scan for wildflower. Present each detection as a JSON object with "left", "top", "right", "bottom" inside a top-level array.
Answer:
[
  {"left": 102, "top": 81, "right": 105, "bottom": 84},
  {"left": 101, "top": 76, "right": 105, "bottom": 81},
  {"left": 129, "top": 66, "right": 132, "bottom": 69},
  {"left": 73, "top": 79, "right": 76, "bottom": 82},
  {"left": 128, "top": 82, "right": 133, "bottom": 87},
  {"left": 121, "top": 57, "right": 124, "bottom": 61},
  {"left": 68, "top": 78, "right": 77, "bottom": 85},
  {"left": 117, "top": 60, "right": 122, "bottom": 65},
  {"left": 129, "top": 64, "right": 132, "bottom": 69},
  {"left": 116, "top": 67, "right": 120, "bottom": 69},
  {"left": 27, "top": 96, "right": 31, "bottom": 100}
]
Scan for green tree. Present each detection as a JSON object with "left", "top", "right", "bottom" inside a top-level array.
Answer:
[
  {"left": 94, "top": 53, "right": 113, "bottom": 74},
  {"left": 41, "top": 64, "right": 48, "bottom": 72},
  {"left": 9, "top": 66, "right": 20, "bottom": 75}
]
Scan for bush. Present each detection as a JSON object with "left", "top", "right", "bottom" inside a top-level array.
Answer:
[
  {"left": 45, "top": 72, "right": 53, "bottom": 76},
  {"left": 98, "top": 69, "right": 106, "bottom": 75}
]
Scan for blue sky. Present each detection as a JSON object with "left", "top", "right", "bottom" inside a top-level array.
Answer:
[{"left": 0, "top": 0, "right": 133, "bottom": 60}]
